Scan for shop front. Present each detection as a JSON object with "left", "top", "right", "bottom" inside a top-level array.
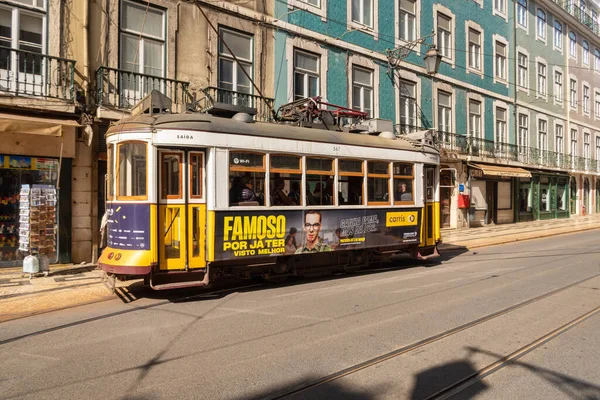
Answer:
[
  {"left": 0, "top": 114, "right": 77, "bottom": 267},
  {"left": 468, "top": 163, "right": 530, "bottom": 227},
  {"left": 596, "top": 178, "right": 600, "bottom": 214},
  {"left": 518, "top": 172, "right": 569, "bottom": 221}
]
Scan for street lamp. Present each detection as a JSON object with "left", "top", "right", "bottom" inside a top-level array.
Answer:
[{"left": 423, "top": 45, "right": 442, "bottom": 75}]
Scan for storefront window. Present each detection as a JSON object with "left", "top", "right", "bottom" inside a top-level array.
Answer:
[
  {"left": 117, "top": 142, "right": 147, "bottom": 199},
  {"left": 557, "top": 185, "right": 566, "bottom": 211},
  {"left": 0, "top": 155, "right": 59, "bottom": 263},
  {"left": 540, "top": 185, "right": 550, "bottom": 212},
  {"left": 519, "top": 180, "right": 532, "bottom": 212}
]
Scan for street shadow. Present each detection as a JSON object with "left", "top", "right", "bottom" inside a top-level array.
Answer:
[
  {"left": 456, "top": 347, "right": 600, "bottom": 400},
  {"left": 238, "top": 374, "right": 388, "bottom": 400},
  {"left": 410, "top": 360, "right": 487, "bottom": 400},
  {"left": 48, "top": 265, "right": 97, "bottom": 277}
]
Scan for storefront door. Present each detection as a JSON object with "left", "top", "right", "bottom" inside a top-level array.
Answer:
[
  {"left": 570, "top": 177, "right": 577, "bottom": 215},
  {"left": 486, "top": 181, "right": 497, "bottom": 224},
  {"left": 158, "top": 150, "right": 206, "bottom": 271},
  {"left": 583, "top": 178, "right": 590, "bottom": 215}
]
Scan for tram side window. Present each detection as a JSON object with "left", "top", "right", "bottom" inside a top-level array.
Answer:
[
  {"left": 229, "top": 152, "right": 265, "bottom": 206},
  {"left": 367, "top": 162, "right": 391, "bottom": 204},
  {"left": 306, "top": 157, "right": 334, "bottom": 205},
  {"left": 107, "top": 144, "right": 114, "bottom": 200},
  {"left": 161, "top": 153, "right": 182, "bottom": 199},
  {"left": 270, "top": 155, "right": 302, "bottom": 206},
  {"left": 190, "top": 153, "right": 203, "bottom": 198},
  {"left": 393, "top": 163, "right": 414, "bottom": 204},
  {"left": 117, "top": 142, "right": 147, "bottom": 198},
  {"left": 338, "top": 159, "right": 364, "bottom": 205}
]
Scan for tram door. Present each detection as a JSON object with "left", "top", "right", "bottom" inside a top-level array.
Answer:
[
  {"left": 422, "top": 166, "right": 438, "bottom": 247},
  {"left": 158, "top": 150, "right": 206, "bottom": 271}
]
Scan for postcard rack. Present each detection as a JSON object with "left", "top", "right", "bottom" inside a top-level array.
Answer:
[{"left": 18, "top": 184, "right": 57, "bottom": 257}]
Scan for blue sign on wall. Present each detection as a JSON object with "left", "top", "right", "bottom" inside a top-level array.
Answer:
[{"left": 459, "top": 184, "right": 465, "bottom": 193}]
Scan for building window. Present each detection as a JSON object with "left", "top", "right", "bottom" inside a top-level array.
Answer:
[
  {"left": 469, "top": 100, "right": 481, "bottom": 139},
  {"left": 538, "top": 63, "right": 546, "bottom": 96},
  {"left": 583, "top": 41, "right": 590, "bottom": 65},
  {"left": 556, "top": 124, "right": 563, "bottom": 154},
  {"left": 468, "top": 28, "right": 481, "bottom": 70},
  {"left": 517, "top": 0, "right": 527, "bottom": 27},
  {"left": 302, "top": 0, "right": 319, "bottom": 6},
  {"left": 495, "top": 41, "right": 507, "bottom": 80},
  {"left": 554, "top": 21, "right": 562, "bottom": 49},
  {"left": 538, "top": 119, "right": 548, "bottom": 153},
  {"left": 554, "top": 70, "right": 563, "bottom": 103},
  {"left": 596, "top": 136, "right": 600, "bottom": 161},
  {"left": 399, "top": 0, "right": 416, "bottom": 41},
  {"left": 569, "top": 31, "right": 577, "bottom": 58},
  {"left": 495, "top": 107, "right": 507, "bottom": 148},
  {"left": 218, "top": 28, "right": 253, "bottom": 102},
  {"left": 583, "top": 85, "right": 590, "bottom": 113},
  {"left": 437, "top": 13, "right": 452, "bottom": 59},
  {"left": 352, "top": 66, "right": 373, "bottom": 117},
  {"left": 595, "top": 92, "right": 600, "bottom": 118},
  {"left": 570, "top": 79, "right": 577, "bottom": 108},
  {"left": 293, "top": 49, "right": 319, "bottom": 100},
  {"left": 518, "top": 53, "right": 528, "bottom": 89},
  {"left": 351, "top": 0, "right": 373, "bottom": 27},
  {"left": 536, "top": 9, "right": 546, "bottom": 39},
  {"left": 584, "top": 132, "right": 590, "bottom": 160},
  {"left": 571, "top": 130, "right": 578, "bottom": 158},
  {"left": 495, "top": 0, "right": 505, "bottom": 15},
  {"left": 595, "top": 49, "right": 600, "bottom": 71},
  {"left": 437, "top": 90, "right": 452, "bottom": 134},
  {"left": 399, "top": 80, "right": 417, "bottom": 132},
  {"left": 120, "top": 1, "right": 165, "bottom": 77},
  {"left": 518, "top": 113, "right": 528, "bottom": 154}
]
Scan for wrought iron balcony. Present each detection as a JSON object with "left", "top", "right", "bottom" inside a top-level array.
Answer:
[
  {"left": 425, "top": 130, "right": 600, "bottom": 173},
  {"left": 191, "top": 86, "right": 275, "bottom": 122},
  {"left": 552, "top": 1, "right": 600, "bottom": 36},
  {"left": 96, "top": 66, "right": 191, "bottom": 110},
  {"left": 0, "top": 46, "right": 76, "bottom": 102}
]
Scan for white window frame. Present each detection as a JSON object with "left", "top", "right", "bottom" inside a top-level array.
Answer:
[
  {"left": 536, "top": 58, "right": 547, "bottom": 100},
  {"left": 434, "top": 5, "right": 455, "bottom": 67},
  {"left": 538, "top": 117, "right": 548, "bottom": 153},
  {"left": 554, "top": 67, "right": 563, "bottom": 106},
  {"left": 569, "top": 31, "right": 577, "bottom": 59},
  {"left": 596, "top": 136, "right": 600, "bottom": 161},
  {"left": 466, "top": 22, "right": 483, "bottom": 75},
  {"left": 287, "top": 0, "right": 327, "bottom": 21},
  {"left": 292, "top": 48, "right": 320, "bottom": 101},
  {"left": 436, "top": 86, "right": 454, "bottom": 139},
  {"left": 494, "top": 104, "right": 508, "bottom": 152},
  {"left": 348, "top": 54, "right": 379, "bottom": 118},
  {"left": 518, "top": 112, "right": 529, "bottom": 155},
  {"left": 571, "top": 129, "right": 578, "bottom": 161},
  {"left": 467, "top": 95, "right": 483, "bottom": 140},
  {"left": 584, "top": 131, "right": 591, "bottom": 160},
  {"left": 583, "top": 40, "right": 590, "bottom": 65},
  {"left": 217, "top": 27, "right": 254, "bottom": 98},
  {"left": 536, "top": 8, "right": 546, "bottom": 42},
  {"left": 555, "top": 122, "right": 564, "bottom": 155},
  {"left": 493, "top": 34, "right": 508, "bottom": 86},
  {"left": 570, "top": 76, "right": 578, "bottom": 110},
  {"left": 398, "top": 79, "right": 418, "bottom": 132},
  {"left": 396, "top": 0, "right": 420, "bottom": 45},
  {"left": 583, "top": 83, "right": 590, "bottom": 115},
  {"left": 347, "top": 0, "right": 379, "bottom": 36},
  {"left": 494, "top": 0, "right": 508, "bottom": 20},
  {"left": 516, "top": 0, "right": 528, "bottom": 30},
  {"left": 553, "top": 20, "right": 563, "bottom": 52},
  {"left": 285, "top": 37, "right": 327, "bottom": 103},
  {"left": 595, "top": 90, "right": 600, "bottom": 120},
  {"left": 517, "top": 48, "right": 529, "bottom": 94},
  {"left": 595, "top": 49, "right": 600, "bottom": 73}
]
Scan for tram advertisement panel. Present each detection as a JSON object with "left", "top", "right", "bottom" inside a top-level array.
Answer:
[
  {"left": 213, "top": 208, "right": 421, "bottom": 260},
  {"left": 106, "top": 203, "right": 151, "bottom": 250}
]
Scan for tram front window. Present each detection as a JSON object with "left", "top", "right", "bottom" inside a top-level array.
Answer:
[
  {"left": 229, "top": 152, "right": 265, "bottom": 206},
  {"left": 117, "top": 142, "right": 147, "bottom": 198}
]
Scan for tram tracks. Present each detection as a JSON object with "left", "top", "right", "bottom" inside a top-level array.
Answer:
[{"left": 264, "top": 272, "right": 600, "bottom": 400}]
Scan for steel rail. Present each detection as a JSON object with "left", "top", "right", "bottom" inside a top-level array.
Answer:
[{"left": 264, "top": 272, "right": 600, "bottom": 400}]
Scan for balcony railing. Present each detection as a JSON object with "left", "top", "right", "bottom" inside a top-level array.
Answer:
[
  {"left": 192, "top": 86, "right": 275, "bottom": 122},
  {"left": 552, "top": 1, "right": 600, "bottom": 37},
  {"left": 0, "top": 46, "right": 75, "bottom": 102},
  {"left": 430, "top": 131, "right": 600, "bottom": 174},
  {"left": 96, "top": 66, "right": 191, "bottom": 110}
]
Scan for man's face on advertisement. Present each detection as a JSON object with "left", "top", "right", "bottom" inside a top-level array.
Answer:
[{"left": 303, "top": 213, "right": 322, "bottom": 246}]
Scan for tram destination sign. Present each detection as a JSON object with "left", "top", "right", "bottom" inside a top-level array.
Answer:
[{"left": 213, "top": 208, "right": 422, "bottom": 261}]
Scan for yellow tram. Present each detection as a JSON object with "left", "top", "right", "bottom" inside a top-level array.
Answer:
[{"left": 98, "top": 93, "right": 441, "bottom": 290}]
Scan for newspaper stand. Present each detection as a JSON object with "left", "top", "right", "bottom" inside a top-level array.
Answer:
[{"left": 19, "top": 184, "right": 56, "bottom": 278}]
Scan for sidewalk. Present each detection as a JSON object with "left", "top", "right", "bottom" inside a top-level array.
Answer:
[
  {"left": 1, "top": 214, "right": 599, "bottom": 323},
  {"left": 439, "top": 213, "right": 600, "bottom": 250}
]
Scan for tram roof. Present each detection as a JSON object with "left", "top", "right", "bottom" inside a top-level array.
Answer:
[{"left": 106, "top": 112, "right": 438, "bottom": 155}]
